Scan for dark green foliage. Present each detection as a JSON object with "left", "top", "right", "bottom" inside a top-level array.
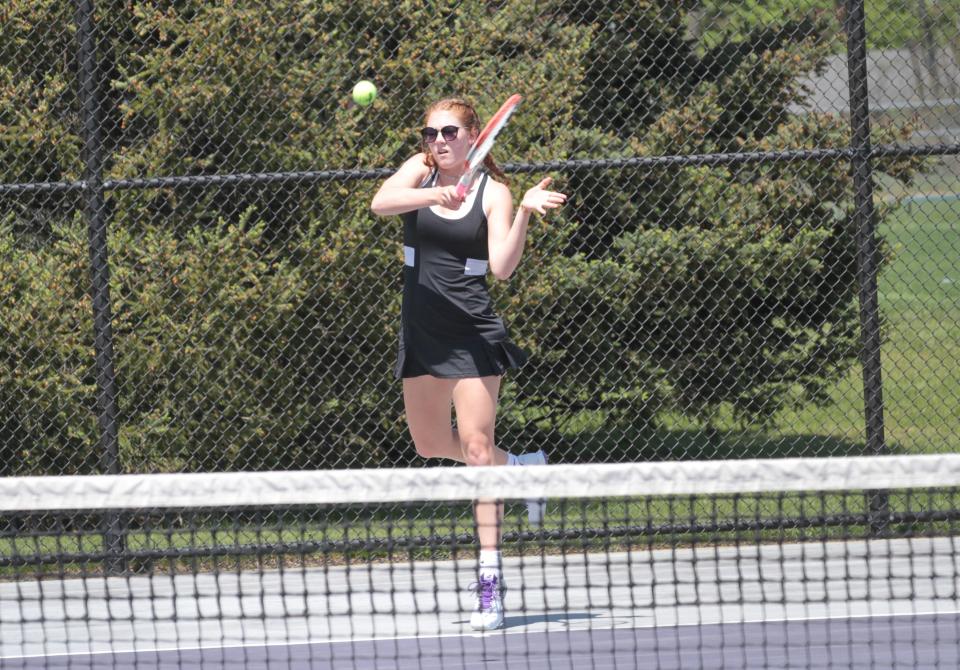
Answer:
[{"left": 0, "top": 1, "right": 925, "bottom": 472}]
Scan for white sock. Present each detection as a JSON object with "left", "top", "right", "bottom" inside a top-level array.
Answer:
[{"left": 478, "top": 550, "right": 501, "bottom": 580}]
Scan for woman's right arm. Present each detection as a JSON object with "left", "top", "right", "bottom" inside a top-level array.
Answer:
[{"left": 370, "top": 153, "right": 464, "bottom": 216}]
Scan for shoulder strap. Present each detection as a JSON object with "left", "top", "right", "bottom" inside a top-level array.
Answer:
[
  {"left": 475, "top": 170, "right": 489, "bottom": 198},
  {"left": 419, "top": 168, "right": 437, "bottom": 189}
]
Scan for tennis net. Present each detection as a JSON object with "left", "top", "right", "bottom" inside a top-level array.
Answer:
[{"left": 1, "top": 455, "right": 959, "bottom": 668}]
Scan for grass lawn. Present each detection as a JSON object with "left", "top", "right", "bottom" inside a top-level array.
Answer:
[
  {"left": 777, "top": 195, "right": 960, "bottom": 456},
  {"left": 550, "top": 194, "right": 960, "bottom": 461}
]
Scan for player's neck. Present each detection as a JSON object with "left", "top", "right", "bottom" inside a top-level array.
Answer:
[{"left": 434, "top": 169, "right": 464, "bottom": 187}]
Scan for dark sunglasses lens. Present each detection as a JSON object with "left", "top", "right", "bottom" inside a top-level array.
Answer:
[
  {"left": 421, "top": 128, "right": 438, "bottom": 143},
  {"left": 440, "top": 126, "right": 459, "bottom": 141}
]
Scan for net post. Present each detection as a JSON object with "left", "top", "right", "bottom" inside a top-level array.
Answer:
[
  {"left": 75, "top": 0, "right": 126, "bottom": 573},
  {"left": 845, "top": 0, "right": 890, "bottom": 536}
]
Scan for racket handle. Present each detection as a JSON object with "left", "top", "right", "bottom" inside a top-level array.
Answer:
[{"left": 454, "top": 180, "right": 469, "bottom": 200}]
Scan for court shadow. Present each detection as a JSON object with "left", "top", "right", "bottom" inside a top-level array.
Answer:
[
  {"left": 452, "top": 611, "right": 599, "bottom": 630},
  {"left": 501, "top": 611, "right": 599, "bottom": 630}
]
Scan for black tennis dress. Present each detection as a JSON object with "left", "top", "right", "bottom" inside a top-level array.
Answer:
[{"left": 394, "top": 170, "right": 528, "bottom": 379}]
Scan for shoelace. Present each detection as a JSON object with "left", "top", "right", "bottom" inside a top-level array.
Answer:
[{"left": 469, "top": 575, "right": 499, "bottom": 610}]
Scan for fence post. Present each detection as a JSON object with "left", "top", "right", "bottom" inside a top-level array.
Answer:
[
  {"left": 845, "top": 0, "right": 890, "bottom": 534},
  {"left": 74, "top": 0, "right": 125, "bottom": 572}
]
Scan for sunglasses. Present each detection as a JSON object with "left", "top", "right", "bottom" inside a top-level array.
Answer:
[{"left": 420, "top": 125, "right": 461, "bottom": 143}]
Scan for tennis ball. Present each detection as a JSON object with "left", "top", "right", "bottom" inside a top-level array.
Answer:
[{"left": 352, "top": 80, "right": 377, "bottom": 107}]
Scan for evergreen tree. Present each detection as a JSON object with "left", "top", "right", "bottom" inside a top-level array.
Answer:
[{"left": 0, "top": 1, "right": 924, "bottom": 472}]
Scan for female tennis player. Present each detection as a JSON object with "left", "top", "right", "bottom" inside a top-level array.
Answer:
[{"left": 370, "top": 97, "right": 566, "bottom": 630}]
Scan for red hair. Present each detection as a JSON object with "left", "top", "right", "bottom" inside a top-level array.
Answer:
[{"left": 420, "top": 97, "right": 506, "bottom": 180}]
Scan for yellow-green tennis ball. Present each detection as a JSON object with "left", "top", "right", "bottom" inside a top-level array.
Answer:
[{"left": 352, "top": 80, "right": 377, "bottom": 107}]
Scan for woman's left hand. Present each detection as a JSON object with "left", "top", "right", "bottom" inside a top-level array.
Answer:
[{"left": 520, "top": 177, "right": 567, "bottom": 215}]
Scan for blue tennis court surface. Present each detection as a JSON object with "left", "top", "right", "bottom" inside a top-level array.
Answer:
[{"left": 4, "top": 614, "right": 960, "bottom": 669}]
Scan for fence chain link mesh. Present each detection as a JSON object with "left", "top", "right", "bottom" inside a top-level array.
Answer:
[{"left": 0, "top": 0, "right": 957, "bottom": 475}]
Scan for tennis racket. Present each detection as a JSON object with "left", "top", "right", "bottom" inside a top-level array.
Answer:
[{"left": 455, "top": 94, "right": 523, "bottom": 199}]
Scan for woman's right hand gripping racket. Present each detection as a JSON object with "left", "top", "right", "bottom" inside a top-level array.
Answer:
[{"left": 455, "top": 94, "right": 523, "bottom": 199}]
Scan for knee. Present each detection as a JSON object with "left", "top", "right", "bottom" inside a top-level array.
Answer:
[{"left": 461, "top": 432, "right": 495, "bottom": 466}]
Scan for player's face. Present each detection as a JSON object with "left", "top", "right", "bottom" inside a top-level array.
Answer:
[{"left": 424, "top": 111, "right": 475, "bottom": 170}]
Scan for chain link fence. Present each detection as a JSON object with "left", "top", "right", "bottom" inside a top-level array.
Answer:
[{"left": 0, "top": 0, "right": 957, "bottom": 476}]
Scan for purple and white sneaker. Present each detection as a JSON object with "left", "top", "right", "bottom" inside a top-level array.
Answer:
[
  {"left": 469, "top": 574, "right": 504, "bottom": 631},
  {"left": 516, "top": 449, "right": 548, "bottom": 525}
]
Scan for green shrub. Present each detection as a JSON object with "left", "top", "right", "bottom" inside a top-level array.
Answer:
[{"left": 0, "top": 1, "right": 927, "bottom": 471}]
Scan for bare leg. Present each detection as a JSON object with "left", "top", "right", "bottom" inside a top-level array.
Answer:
[
  {"left": 451, "top": 376, "right": 503, "bottom": 552},
  {"left": 404, "top": 374, "right": 507, "bottom": 631},
  {"left": 402, "top": 375, "right": 509, "bottom": 466}
]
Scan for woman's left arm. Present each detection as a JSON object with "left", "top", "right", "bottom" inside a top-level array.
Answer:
[{"left": 486, "top": 177, "right": 566, "bottom": 281}]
